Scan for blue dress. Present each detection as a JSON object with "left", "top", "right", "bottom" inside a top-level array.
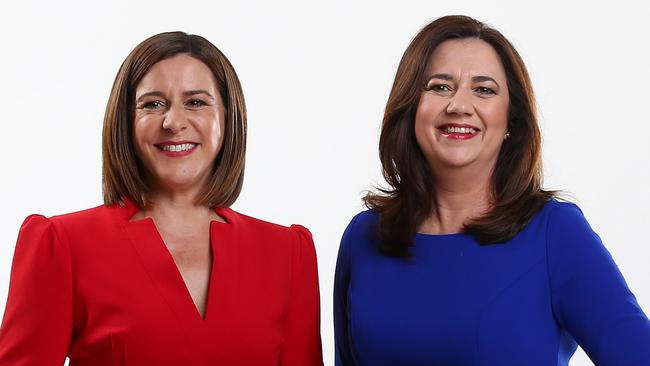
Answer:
[{"left": 334, "top": 200, "right": 650, "bottom": 365}]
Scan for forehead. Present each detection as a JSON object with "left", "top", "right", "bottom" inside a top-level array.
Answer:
[
  {"left": 136, "top": 54, "right": 217, "bottom": 93},
  {"left": 426, "top": 38, "right": 506, "bottom": 80}
]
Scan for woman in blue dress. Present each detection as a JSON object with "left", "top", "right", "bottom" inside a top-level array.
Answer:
[{"left": 334, "top": 15, "right": 650, "bottom": 365}]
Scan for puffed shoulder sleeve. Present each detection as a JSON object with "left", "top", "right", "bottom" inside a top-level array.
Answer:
[
  {"left": 546, "top": 203, "right": 650, "bottom": 365},
  {"left": 334, "top": 213, "right": 363, "bottom": 366},
  {"left": 0, "top": 215, "right": 73, "bottom": 365},
  {"left": 281, "top": 225, "right": 323, "bottom": 366}
]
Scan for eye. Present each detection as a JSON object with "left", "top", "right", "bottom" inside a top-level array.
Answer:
[
  {"left": 475, "top": 86, "right": 495, "bottom": 95},
  {"left": 427, "top": 84, "right": 452, "bottom": 93},
  {"left": 186, "top": 99, "right": 207, "bottom": 108},
  {"left": 141, "top": 100, "right": 165, "bottom": 110}
]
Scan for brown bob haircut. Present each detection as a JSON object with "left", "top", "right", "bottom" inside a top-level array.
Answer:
[
  {"left": 102, "top": 31, "right": 246, "bottom": 209},
  {"left": 364, "top": 15, "right": 555, "bottom": 258}
]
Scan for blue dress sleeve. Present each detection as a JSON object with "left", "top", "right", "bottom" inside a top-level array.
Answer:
[
  {"left": 334, "top": 213, "right": 363, "bottom": 366},
  {"left": 546, "top": 203, "right": 650, "bottom": 365}
]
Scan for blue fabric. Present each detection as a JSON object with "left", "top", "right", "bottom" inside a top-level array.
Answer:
[{"left": 334, "top": 200, "right": 650, "bottom": 365}]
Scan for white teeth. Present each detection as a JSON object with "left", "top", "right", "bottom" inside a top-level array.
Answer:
[
  {"left": 444, "top": 126, "right": 476, "bottom": 134},
  {"left": 160, "top": 143, "right": 197, "bottom": 152}
]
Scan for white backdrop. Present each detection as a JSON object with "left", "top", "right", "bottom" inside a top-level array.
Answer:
[{"left": 1, "top": 1, "right": 649, "bottom": 365}]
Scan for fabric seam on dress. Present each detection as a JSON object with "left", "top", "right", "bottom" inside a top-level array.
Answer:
[
  {"left": 50, "top": 218, "right": 76, "bottom": 354},
  {"left": 279, "top": 226, "right": 301, "bottom": 361},
  {"left": 546, "top": 202, "right": 616, "bottom": 364},
  {"left": 543, "top": 202, "right": 564, "bottom": 366},
  {"left": 476, "top": 257, "right": 546, "bottom": 365},
  {"left": 346, "top": 212, "right": 365, "bottom": 366}
]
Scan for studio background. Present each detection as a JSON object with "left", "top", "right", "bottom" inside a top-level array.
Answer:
[{"left": 1, "top": 1, "right": 648, "bottom": 365}]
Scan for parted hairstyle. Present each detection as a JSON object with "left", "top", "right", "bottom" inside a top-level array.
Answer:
[
  {"left": 364, "top": 15, "right": 556, "bottom": 258},
  {"left": 102, "top": 31, "right": 247, "bottom": 209}
]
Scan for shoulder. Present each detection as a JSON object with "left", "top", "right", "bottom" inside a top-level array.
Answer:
[
  {"left": 15, "top": 205, "right": 106, "bottom": 255},
  {"left": 338, "top": 209, "right": 380, "bottom": 253},
  {"left": 47, "top": 204, "right": 117, "bottom": 226},
  {"left": 19, "top": 204, "right": 118, "bottom": 240},
  {"left": 223, "top": 208, "right": 302, "bottom": 236},
  {"left": 514, "top": 198, "right": 594, "bottom": 240},
  {"left": 344, "top": 209, "right": 379, "bottom": 236},
  {"left": 542, "top": 199, "right": 614, "bottom": 282},
  {"left": 17, "top": 214, "right": 58, "bottom": 244},
  {"left": 222, "top": 208, "right": 316, "bottom": 251},
  {"left": 542, "top": 199, "right": 597, "bottom": 240},
  {"left": 544, "top": 198, "right": 585, "bottom": 219}
]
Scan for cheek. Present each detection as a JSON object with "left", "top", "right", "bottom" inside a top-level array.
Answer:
[
  {"left": 415, "top": 94, "right": 444, "bottom": 122},
  {"left": 477, "top": 99, "right": 509, "bottom": 133},
  {"left": 211, "top": 120, "right": 223, "bottom": 147},
  {"left": 132, "top": 116, "right": 154, "bottom": 154},
  {"left": 414, "top": 95, "right": 441, "bottom": 147},
  {"left": 496, "top": 101, "right": 509, "bottom": 130},
  {"left": 200, "top": 112, "right": 225, "bottom": 152},
  {"left": 413, "top": 118, "right": 429, "bottom": 154}
]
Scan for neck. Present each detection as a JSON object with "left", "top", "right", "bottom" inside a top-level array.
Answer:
[
  {"left": 139, "top": 188, "right": 220, "bottom": 222},
  {"left": 420, "top": 164, "right": 493, "bottom": 234}
]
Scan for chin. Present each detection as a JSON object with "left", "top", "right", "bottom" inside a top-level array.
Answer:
[
  {"left": 154, "top": 171, "right": 206, "bottom": 191},
  {"left": 439, "top": 160, "right": 477, "bottom": 169},
  {"left": 434, "top": 151, "right": 480, "bottom": 168}
]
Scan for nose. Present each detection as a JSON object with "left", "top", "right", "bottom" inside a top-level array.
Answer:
[
  {"left": 446, "top": 89, "right": 474, "bottom": 116},
  {"left": 161, "top": 105, "right": 188, "bottom": 133}
]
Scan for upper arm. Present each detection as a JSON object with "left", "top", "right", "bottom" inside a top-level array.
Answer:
[
  {"left": 280, "top": 225, "right": 323, "bottom": 366},
  {"left": 546, "top": 203, "right": 650, "bottom": 365},
  {"left": 334, "top": 213, "right": 364, "bottom": 366},
  {"left": 0, "top": 215, "right": 73, "bottom": 365}
]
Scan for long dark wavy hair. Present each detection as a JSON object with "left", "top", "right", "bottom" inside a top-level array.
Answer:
[{"left": 364, "top": 15, "right": 556, "bottom": 258}]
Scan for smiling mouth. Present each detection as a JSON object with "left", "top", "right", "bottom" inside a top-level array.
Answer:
[
  {"left": 155, "top": 143, "right": 198, "bottom": 152},
  {"left": 437, "top": 124, "right": 481, "bottom": 140},
  {"left": 154, "top": 142, "right": 199, "bottom": 155},
  {"left": 439, "top": 125, "right": 479, "bottom": 134}
]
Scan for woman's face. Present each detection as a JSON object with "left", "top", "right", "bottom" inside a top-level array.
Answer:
[
  {"left": 133, "top": 54, "right": 225, "bottom": 194},
  {"left": 414, "top": 38, "right": 509, "bottom": 176}
]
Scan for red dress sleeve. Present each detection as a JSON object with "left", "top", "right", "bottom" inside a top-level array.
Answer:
[
  {"left": 280, "top": 225, "right": 323, "bottom": 366},
  {"left": 0, "top": 215, "right": 73, "bottom": 365}
]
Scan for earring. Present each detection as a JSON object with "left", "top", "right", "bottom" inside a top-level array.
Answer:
[{"left": 504, "top": 131, "right": 511, "bottom": 140}]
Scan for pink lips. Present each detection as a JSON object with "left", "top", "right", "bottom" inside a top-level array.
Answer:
[
  {"left": 437, "top": 123, "right": 481, "bottom": 140},
  {"left": 155, "top": 140, "right": 199, "bottom": 157}
]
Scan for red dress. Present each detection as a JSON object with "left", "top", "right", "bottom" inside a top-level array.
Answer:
[{"left": 0, "top": 200, "right": 323, "bottom": 365}]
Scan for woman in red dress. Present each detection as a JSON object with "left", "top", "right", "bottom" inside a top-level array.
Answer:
[{"left": 0, "top": 32, "right": 323, "bottom": 366}]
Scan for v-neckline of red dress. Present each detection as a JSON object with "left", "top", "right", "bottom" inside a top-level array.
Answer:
[{"left": 119, "top": 198, "right": 237, "bottom": 324}]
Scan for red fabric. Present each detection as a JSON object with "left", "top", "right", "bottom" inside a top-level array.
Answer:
[{"left": 0, "top": 201, "right": 323, "bottom": 365}]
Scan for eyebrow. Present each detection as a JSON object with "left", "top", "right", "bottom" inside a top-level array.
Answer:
[
  {"left": 135, "top": 91, "right": 165, "bottom": 103},
  {"left": 185, "top": 90, "right": 215, "bottom": 100},
  {"left": 426, "top": 73, "right": 500, "bottom": 87},
  {"left": 472, "top": 75, "right": 499, "bottom": 85},
  {"left": 427, "top": 73, "right": 454, "bottom": 81},
  {"left": 135, "top": 90, "right": 215, "bottom": 103}
]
